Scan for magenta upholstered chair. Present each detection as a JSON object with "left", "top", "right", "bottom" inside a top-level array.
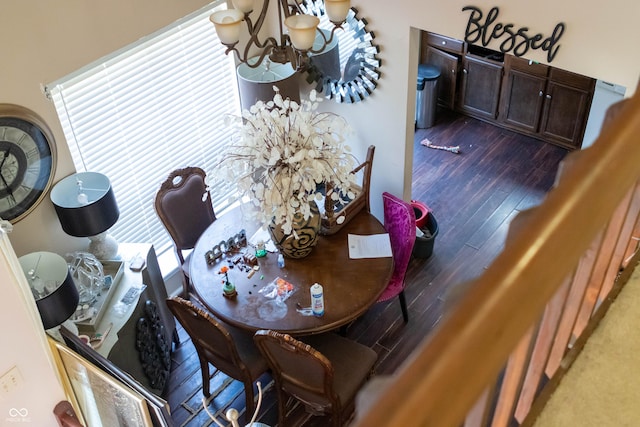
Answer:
[{"left": 377, "top": 192, "right": 416, "bottom": 322}]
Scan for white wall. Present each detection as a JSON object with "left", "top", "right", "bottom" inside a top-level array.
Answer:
[
  {"left": 0, "top": 0, "right": 638, "bottom": 421},
  {"left": 0, "top": 231, "right": 67, "bottom": 426}
]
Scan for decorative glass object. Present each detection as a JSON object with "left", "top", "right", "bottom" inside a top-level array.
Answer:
[{"left": 66, "top": 252, "right": 105, "bottom": 305}]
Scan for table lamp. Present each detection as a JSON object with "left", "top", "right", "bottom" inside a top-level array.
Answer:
[
  {"left": 18, "top": 251, "right": 80, "bottom": 333},
  {"left": 50, "top": 172, "right": 120, "bottom": 260}
]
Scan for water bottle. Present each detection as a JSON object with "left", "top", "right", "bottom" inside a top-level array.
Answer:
[
  {"left": 277, "top": 253, "right": 285, "bottom": 268},
  {"left": 310, "top": 283, "right": 324, "bottom": 317}
]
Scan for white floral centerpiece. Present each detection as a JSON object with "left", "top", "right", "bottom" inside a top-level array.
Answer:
[{"left": 215, "top": 88, "right": 357, "bottom": 238}]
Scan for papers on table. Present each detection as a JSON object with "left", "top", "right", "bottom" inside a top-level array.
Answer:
[{"left": 348, "top": 233, "right": 392, "bottom": 259}]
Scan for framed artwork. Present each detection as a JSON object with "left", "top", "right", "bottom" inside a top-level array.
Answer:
[
  {"left": 50, "top": 336, "right": 154, "bottom": 427},
  {"left": 59, "top": 326, "right": 174, "bottom": 427}
]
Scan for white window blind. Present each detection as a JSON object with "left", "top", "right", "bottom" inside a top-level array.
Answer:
[{"left": 47, "top": 2, "right": 240, "bottom": 256}]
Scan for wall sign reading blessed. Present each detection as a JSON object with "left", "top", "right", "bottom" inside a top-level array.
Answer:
[{"left": 462, "top": 6, "right": 565, "bottom": 62}]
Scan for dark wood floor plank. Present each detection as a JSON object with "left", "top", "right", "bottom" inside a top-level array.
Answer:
[
  {"left": 466, "top": 186, "right": 529, "bottom": 250},
  {"left": 376, "top": 298, "right": 445, "bottom": 373},
  {"left": 167, "top": 354, "right": 202, "bottom": 411}
]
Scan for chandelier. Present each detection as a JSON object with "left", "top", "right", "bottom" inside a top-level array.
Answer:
[{"left": 210, "top": 0, "right": 351, "bottom": 70}]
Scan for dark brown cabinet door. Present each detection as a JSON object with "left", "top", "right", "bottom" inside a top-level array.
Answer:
[
  {"left": 498, "top": 57, "right": 594, "bottom": 149},
  {"left": 539, "top": 80, "right": 593, "bottom": 149},
  {"left": 424, "top": 45, "right": 459, "bottom": 110},
  {"left": 458, "top": 55, "right": 503, "bottom": 120},
  {"left": 499, "top": 57, "right": 548, "bottom": 133}
]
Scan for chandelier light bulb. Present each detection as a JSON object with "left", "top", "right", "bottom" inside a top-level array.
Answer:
[
  {"left": 285, "top": 15, "right": 320, "bottom": 50},
  {"left": 210, "top": 10, "right": 244, "bottom": 45},
  {"left": 231, "top": 0, "right": 254, "bottom": 14},
  {"left": 325, "top": 0, "right": 350, "bottom": 23}
]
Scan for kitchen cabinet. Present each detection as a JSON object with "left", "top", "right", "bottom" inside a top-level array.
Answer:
[
  {"left": 418, "top": 30, "right": 595, "bottom": 149},
  {"left": 458, "top": 52, "right": 504, "bottom": 120},
  {"left": 424, "top": 46, "right": 459, "bottom": 109},
  {"left": 500, "top": 56, "right": 549, "bottom": 133},
  {"left": 500, "top": 56, "right": 595, "bottom": 149},
  {"left": 539, "top": 68, "right": 595, "bottom": 148},
  {"left": 421, "top": 32, "right": 464, "bottom": 110}
]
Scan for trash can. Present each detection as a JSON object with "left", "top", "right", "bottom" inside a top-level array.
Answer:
[
  {"left": 416, "top": 64, "right": 440, "bottom": 129},
  {"left": 412, "top": 201, "right": 438, "bottom": 259}
]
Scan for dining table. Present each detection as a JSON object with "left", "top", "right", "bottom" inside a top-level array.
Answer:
[{"left": 189, "top": 204, "right": 394, "bottom": 336}]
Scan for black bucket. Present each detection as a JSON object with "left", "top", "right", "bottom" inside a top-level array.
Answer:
[{"left": 413, "top": 210, "right": 438, "bottom": 259}]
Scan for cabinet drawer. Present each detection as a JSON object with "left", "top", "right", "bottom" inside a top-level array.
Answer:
[
  {"left": 426, "top": 32, "right": 465, "bottom": 55},
  {"left": 548, "top": 68, "right": 595, "bottom": 91},
  {"left": 506, "top": 55, "right": 549, "bottom": 78}
]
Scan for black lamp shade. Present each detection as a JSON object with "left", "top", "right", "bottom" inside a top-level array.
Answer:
[
  {"left": 50, "top": 172, "right": 120, "bottom": 237},
  {"left": 19, "top": 252, "right": 80, "bottom": 330},
  {"left": 237, "top": 56, "right": 300, "bottom": 111},
  {"left": 35, "top": 270, "right": 79, "bottom": 329}
]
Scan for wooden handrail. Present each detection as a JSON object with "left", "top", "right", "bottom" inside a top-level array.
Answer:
[{"left": 354, "top": 91, "right": 640, "bottom": 427}]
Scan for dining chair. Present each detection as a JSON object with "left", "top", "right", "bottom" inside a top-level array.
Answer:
[
  {"left": 154, "top": 166, "right": 216, "bottom": 298},
  {"left": 377, "top": 191, "right": 417, "bottom": 323},
  {"left": 166, "top": 297, "right": 268, "bottom": 418},
  {"left": 321, "top": 145, "right": 375, "bottom": 235},
  {"left": 253, "top": 329, "right": 377, "bottom": 427}
]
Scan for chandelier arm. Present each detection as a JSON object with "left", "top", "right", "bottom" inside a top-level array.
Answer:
[
  {"left": 242, "top": 38, "right": 281, "bottom": 68},
  {"left": 239, "top": 0, "right": 274, "bottom": 53},
  {"left": 222, "top": 45, "right": 241, "bottom": 59},
  {"left": 242, "top": 27, "right": 280, "bottom": 56},
  {"left": 238, "top": 0, "right": 290, "bottom": 64},
  {"left": 277, "top": 0, "right": 291, "bottom": 47},
  {"left": 243, "top": 15, "right": 256, "bottom": 35},
  {"left": 280, "top": 0, "right": 304, "bottom": 16},
  {"left": 284, "top": 0, "right": 297, "bottom": 14},
  {"left": 287, "top": 46, "right": 302, "bottom": 70},
  {"left": 251, "top": 0, "right": 271, "bottom": 34}
]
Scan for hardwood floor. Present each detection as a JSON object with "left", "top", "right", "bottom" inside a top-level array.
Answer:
[{"left": 165, "top": 109, "right": 569, "bottom": 426}]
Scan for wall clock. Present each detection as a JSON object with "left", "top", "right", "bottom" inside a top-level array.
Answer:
[{"left": 0, "top": 104, "right": 56, "bottom": 223}]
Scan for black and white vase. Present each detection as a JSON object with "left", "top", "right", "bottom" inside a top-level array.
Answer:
[{"left": 268, "top": 201, "right": 321, "bottom": 258}]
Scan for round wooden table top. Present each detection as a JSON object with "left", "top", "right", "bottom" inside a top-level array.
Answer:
[{"left": 190, "top": 204, "right": 394, "bottom": 336}]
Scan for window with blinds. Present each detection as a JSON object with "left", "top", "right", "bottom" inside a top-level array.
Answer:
[{"left": 46, "top": 2, "right": 240, "bottom": 257}]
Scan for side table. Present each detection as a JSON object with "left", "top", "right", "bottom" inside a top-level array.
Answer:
[{"left": 88, "top": 243, "right": 176, "bottom": 396}]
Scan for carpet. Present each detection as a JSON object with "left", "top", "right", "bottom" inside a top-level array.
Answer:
[{"left": 532, "top": 266, "right": 640, "bottom": 426}]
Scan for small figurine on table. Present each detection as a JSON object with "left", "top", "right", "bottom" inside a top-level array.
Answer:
[{"left": 219, "top": 266, "right": 237, "bottom": 298}]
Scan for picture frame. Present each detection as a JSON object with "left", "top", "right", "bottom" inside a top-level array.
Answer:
[
  {"left": 59, "top": 326, "right": 174, "bottom": 427},
  {"left": 49, "top": 336, "right": 153, "bottom": 426}
]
